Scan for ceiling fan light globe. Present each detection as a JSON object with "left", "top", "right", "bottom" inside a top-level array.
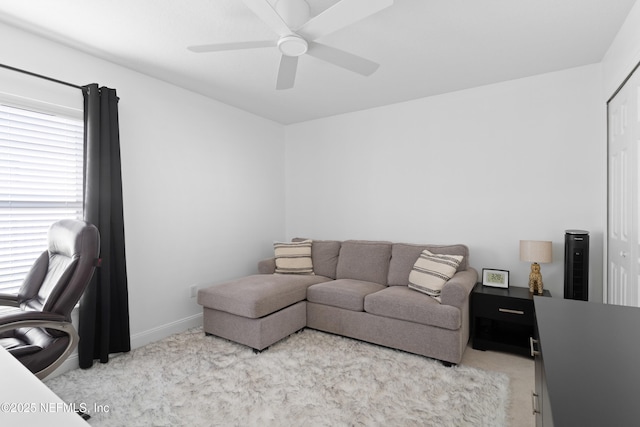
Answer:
[{"left": 278, "top": 35, "right": 308, "bottom": 56}]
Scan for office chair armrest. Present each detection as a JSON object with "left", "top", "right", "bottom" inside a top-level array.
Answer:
[
  {"left": 0, "top": 292, "right": 20, "bottom": 307},
  {"left": 0, "top": 310, "right": 68, "bottom": 331},
  {"left": 0, "top": 313, "right": 80, "bottom": 380}
]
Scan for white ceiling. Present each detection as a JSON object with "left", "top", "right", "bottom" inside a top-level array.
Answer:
[{"left": 0, "top": 0, "right": 636, "bottom": 124}]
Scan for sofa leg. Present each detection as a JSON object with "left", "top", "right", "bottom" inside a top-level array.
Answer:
[
  {"left": 253, "top": 347, "right": 269, "bottom": 354},
  {"left": 441, "top": 361, "right": 455, "bottom": 368}
]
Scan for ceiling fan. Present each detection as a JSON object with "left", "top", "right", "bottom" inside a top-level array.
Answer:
[{"left": 188, "top": 0, "right": 393, "bottom": 90}]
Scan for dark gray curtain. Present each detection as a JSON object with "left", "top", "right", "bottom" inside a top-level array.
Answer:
[{"left": 79, "top": 84, "right": 131, "bottom": 368}]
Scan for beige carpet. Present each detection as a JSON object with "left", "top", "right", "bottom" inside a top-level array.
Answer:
[
  {"left": 461, "top": 346, "right": 535, "bottom": 427},
  {"left": 46, "top": 328, "right": 510, "bottom": 426}
]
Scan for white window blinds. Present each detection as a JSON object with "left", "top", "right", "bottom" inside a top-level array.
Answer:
[{"left": 0, "top": 103, "right": 84, "bottom": 291}]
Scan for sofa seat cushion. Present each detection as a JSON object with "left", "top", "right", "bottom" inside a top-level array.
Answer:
[
  {"left": 364, "top": 286, "right": 461, "bottom": 330},
  {"left": 307, "top": 279, "right": 386, "bottom": 312},
  {"left": 198, "top": 274, "right": 330, "bottom": 319}
]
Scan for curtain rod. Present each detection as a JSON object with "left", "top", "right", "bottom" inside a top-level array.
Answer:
[{"left": 0, "top": 63, "right": 85, "bottom": 92}]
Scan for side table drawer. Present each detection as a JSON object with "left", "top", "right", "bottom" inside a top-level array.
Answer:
[{"left": 473, "top": 294, "right": 534, "bottom": 325}]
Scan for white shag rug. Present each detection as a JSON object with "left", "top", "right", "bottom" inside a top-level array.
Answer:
[{"left": 46, "top": 328, "right": 509, "bottom": 427}]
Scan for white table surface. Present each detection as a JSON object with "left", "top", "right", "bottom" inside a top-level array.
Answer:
[{"left": 0, "top": 346, "right": 89, "bottom": 426}]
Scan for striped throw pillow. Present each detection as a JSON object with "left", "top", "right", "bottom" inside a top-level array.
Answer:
[
  {"left": 408, "top": 250, "right": 463, "bottom": 299},
  {"left": 274, "top": 240, "right": 314, "bottom": 275}
]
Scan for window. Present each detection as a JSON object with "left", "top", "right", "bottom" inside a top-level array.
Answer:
[{"left": 0, "top": 103, "right": 84, "bottom": 292}]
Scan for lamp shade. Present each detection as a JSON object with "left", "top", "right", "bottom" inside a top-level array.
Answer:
[{"left": 520, "top": 240, "right": 552, "bottom": 263}]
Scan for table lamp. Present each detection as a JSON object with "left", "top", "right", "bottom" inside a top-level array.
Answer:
[{"left": 520, "top": 240, "right": 552, "bottom": 295}]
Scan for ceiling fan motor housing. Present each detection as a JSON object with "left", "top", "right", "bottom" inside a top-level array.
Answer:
[{"left": 275, "top": 0, "right": 310, "bottom": 28}]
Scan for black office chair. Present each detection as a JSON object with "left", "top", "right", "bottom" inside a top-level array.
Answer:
[{"left": 0, "top": 219, "right": 100, "bottom": 379}]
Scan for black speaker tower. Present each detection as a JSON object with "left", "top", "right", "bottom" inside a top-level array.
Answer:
[{"left": 564, "top": 230, "right": 589, "bottom": 300}]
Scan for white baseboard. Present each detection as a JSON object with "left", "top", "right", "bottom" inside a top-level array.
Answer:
[
  {"left": 49, "top": 353, "right": 80, "bottom": 379},
  {"left": 47, "top": 313, "right": 203, "bottom": 379},
  {"left": 130, "top": 313, "right": 203, "bottom": 349}
]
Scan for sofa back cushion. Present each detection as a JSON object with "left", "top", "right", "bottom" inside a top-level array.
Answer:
[
  {"left": 293, "top": 238, "right": 342, "bottom": 279},
  {"left": 335, "top": 240, "right": 392, "bottom": 285},
  {"left": 387, "top": 243, "right": 469, "bottom": 286}
]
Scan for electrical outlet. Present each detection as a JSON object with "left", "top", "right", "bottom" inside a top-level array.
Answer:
[{"left": 190, "top": 284, "right": 198, "bottom": 298}]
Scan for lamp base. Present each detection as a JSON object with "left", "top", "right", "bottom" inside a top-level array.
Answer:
[{"left": 528, "top": 262, "right": 544, "bottom": 295}]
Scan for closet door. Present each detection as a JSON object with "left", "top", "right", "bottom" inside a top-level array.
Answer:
[{"left": 608, "top": 67, "right": 640, "bottom": 306}]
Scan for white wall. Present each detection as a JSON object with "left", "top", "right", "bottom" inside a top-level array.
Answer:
[
  {"left": 602, "top": 0, "right": 640, "bottom": 100},
  {"left": 285, "top": 64, "right": 605, "bottom": 300},
  {"left": 0, "top": 22, "right": 286, "bottom": 347}
]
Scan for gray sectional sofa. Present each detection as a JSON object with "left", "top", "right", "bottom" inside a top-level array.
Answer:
[{"left": 197, "top": 239, "right": 477, "bottom": 365}]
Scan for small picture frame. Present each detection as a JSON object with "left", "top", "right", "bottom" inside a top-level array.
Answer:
[{"left": 482, "top": 268, "right": 509, "bottom": 288}]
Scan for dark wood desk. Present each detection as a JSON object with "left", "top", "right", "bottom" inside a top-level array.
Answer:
[{"left": 533, "top": 297, "right": 640, "bottom": 426}]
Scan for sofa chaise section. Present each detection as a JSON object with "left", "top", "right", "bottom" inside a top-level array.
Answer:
[{"left": 197, "top": 273, "right": 330, "bottom": 350}]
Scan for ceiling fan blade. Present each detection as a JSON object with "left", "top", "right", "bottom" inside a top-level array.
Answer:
[
  {"left": 306, "top": 42, "right": 379, "bottom": 76},
  {"left": 276, "top": 55, "right": 298, "bottom": 90},
  {"left": 187, "top": 40, "right": 275, "bottom": 53},
  {"left": 296, "top": 0, "right": 393, "bottom": 41},
  {"left": 242, "top": 0, "right": 293, "bottom": 36}
]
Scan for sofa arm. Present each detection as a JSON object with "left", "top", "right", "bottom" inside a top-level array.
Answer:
[
  {"left": 440, "top": 268, "right": 478, "bottom": 308},
  {"left": 258, "top": 257, "right": 276, "bottom": 274}
]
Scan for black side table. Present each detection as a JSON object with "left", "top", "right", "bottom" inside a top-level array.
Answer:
[{"left": 471, "top": 283, "right": 551, "bottom": 357}]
